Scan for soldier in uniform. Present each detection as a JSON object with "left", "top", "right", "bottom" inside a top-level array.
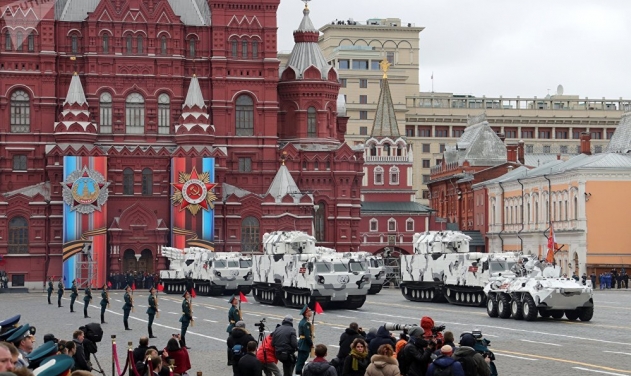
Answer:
[
  {"left": 147, "top": 286, "right": 158, "bottom": 339},
  {"left": 46, "top": 278, "right": 53, "bottom": 305},
  {"left": 179, "top": 291, "right": 192, "bottom": 349},
  {"left": 123, "top": 285, "right": 133, "bottom": 330},
  {"left": 295, "top": 304, "right": 313, "bottom": 375},
  {"left": 57, "top": 278, "right": 64, "bottom": 308},
  {"left": 226, "top": 294, "right": 241, "bottom": 333},
  {"left": 83, "top": 286, "right": 92, "bottom": 318},
  {"left": 69, "top": 280, "right": 78, "bottom": 313},
  {"left": 100, "top": 284, "right": 109, "bottom": 324}
]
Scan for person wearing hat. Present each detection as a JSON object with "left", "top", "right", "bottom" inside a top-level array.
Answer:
[
  {"left": 0, "top": 315, "right": 21, "bottom": 335},
  {"left": 226, "top": 294, "right": 241, "bottom": 333},
  {"left": 57, "top": 278, "right": 64, "bottom": 308},
  {"left": 122, "top": 285, "right": 133, "bottom": 330},
  {"left": 226, "top": 321, "right": 255, "bottom": 371},
  {"left": 179, "top": 291, "right": 192, "bottom": 349},
  {"left": 47, "top": 278, "right": 54, "bottom": 305},
  {"left": 453, "top": 333, "right": 490, "bottom": 376},
  {"left": 401, "top": 326, "right": 434, "bottom": 376},
  {"left": 33, "top": 354, "right": 75, "bottom": 376},
  {"left": 8, "top": 324, "right": 34, "bottom": 368},
  {"left": 295, "top": 305, "right": 313, "bottom": 375},
  {"left": 100, "top": 284, "right": 109, "bottom": 324},
  {"left": 69, "top": 280, "right": 78, "bottom": 313},
  {"left": 147, "top": 286, "right": 158, "bottom": 339},
  {"left": 83, "top": 286, "right": 92, "bottom": 319},
  {"left": 426, "top": 345, "right": 465, "bottom": 376},
  {"left": 272, "top": 315, "right": 297, "bottom": 376},
  {"left": 26, "top": 341, "right": 58, "bottom": 370}
]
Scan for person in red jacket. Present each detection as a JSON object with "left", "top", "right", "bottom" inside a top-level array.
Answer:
[
  {"left": 256, "top": 333, "right": 281, "bottom": 376},
  {"left": 161, "top": 337, "right": 191, "bottom": 376}
]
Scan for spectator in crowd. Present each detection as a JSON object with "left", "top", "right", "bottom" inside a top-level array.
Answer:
[
  {"left": 301, "top": 344, "right": 337, "bottom": 376},
  {"left": 0, "top": 342, "right": 15, "bottom": 372},
  {"left": 256, "top": 332, "right": 281, "bottom": 376},
  {"left": 453, "top": 334, "right": 490, "bottom": 376},
  {"left": 442, "top": 332, "right": 456, "bottom": 349},
  {"left": 365, "top": 344, "right": 400, "bottom": 376},
  {"left": 227, "top": 321, "right": 255, "bottom": 375},
  {"left": 368, "top": 326, "right": 397, "bottom": 357},
  {"left": 337, "top": 322, "right": 365, "bottom": 364},
  {"left": 341, "top": 338, "right": 369, "bottom": 376},
  {"left": 162, "top": 337, "right": 191, "bottom": 376},
  {"left": 272, "top": 315, "right": 297, "bottom": 376},
  {"left": 426, "top": 345, "right": 464, "bottom": 376},
  {"left": 238, "top": 341, "right": 262, "bottom": 376},
  {"left": 71, "top": 330, "right": 92, "bottom": 372},
  {"left": 402, "top": 327, "right": 434, "bottom": 376}
]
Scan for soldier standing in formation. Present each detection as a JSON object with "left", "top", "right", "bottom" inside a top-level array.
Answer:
[
  {"left": 47, "top": 278, "right": 53, "bottom": 304},
  {"left": 147, "top": 286, "right": 158, "bottom": 339},
  {"left": 83, "top": 286, "right": 92, "bottom": 318},
  {"left": 179, "top": 291, "right": 192, "bottom": 349},
  {"left": 100, "top": 284, "right": 109, "bottom": 324},
  {"left": 69, "top": 280, "right": 78, "bottom": 313},
  {"left": 226, "top": 294, "right": 241, "bottom": 332},
  {"left": 295, "top": 305, "right": 313, "bottom": 375},
  {"left": 123, "top": 285, "right": 133, "bottom": 330},
  {"left": 57, "top": 278, "right": 64, "bottom": 307}
]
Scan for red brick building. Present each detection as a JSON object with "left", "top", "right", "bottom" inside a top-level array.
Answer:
[{"left": 0, "top": 0, "right": 363, "bottom": 287}]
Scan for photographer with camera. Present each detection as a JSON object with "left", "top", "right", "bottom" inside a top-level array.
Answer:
[
  {"left": 368, "top": 326, "right": 397, "bottom": 357},
  {"left": 469, "top": 331, "right": 497, "bottom": 376},
  {"left": 227, "top": 321, "right": 256, "bottom": 376},
  {"left": 401, "top": 326, "right": 434, "bottom": 376},
  {"left": 453, "top": 334, "right": 490, "bottom": 376},
  {"left": 71, "top": 330, "right": 92, "bottom": 372},
  {"left": 271, "top": 315, "right": 297, "bottom": 376}
]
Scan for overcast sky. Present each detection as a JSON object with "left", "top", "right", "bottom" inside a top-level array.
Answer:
[{"left": 277, "top": 0, "right": 630, "bottom": 99}]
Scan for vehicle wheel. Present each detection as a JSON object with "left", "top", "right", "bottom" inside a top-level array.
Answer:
[
  {"left": 487, "top": 296, "right": 498, "bottom": 317},
  {"left": 550, "top": 310, "right": 564, "bottom": 319},
  {"left": 511, "top": 299, "right": 523, "bottom": 320},
  {"left": 565, "top": 309, "right": 579, "bottom": 321},
  {"left": 498, "top": 294, "right": 511, "bottom": 319},
  {"left": 578, "top": 307, "right": 594, "bottom": 321},
  {"left": 522, "top": 295, "right": 538, "bottom": 321},
  {"left": 538, "top": 309, "right": 551, "bottom": 318}
]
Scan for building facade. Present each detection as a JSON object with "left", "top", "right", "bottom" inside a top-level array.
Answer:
[{"left": 0, "top": 0, "right": 363, "bottom": 288}]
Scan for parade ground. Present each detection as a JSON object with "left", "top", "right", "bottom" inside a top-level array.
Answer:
[{"left": 1, "top": 287, "right": 630, "bottom": 376}]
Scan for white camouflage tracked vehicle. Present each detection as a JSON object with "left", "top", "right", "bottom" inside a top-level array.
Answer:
[
  {"left": 484, "top": 259, "right": 594, "bottom": 321},
  {"left": 355, "top": 252, "right": 387, "bottom": 294},
  {"left": 252, "top": 231, "right": 371, "bottom": 309},
  {"left": 160, "top": 247, "right": 252, "bottom": 296},
  {"left": 400, "top": 231, "right": 523, "bottom": 306}
]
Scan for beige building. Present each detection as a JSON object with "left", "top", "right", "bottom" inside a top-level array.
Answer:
[{"left": 280, "top": 17, "right": 631, "bottom": 205}]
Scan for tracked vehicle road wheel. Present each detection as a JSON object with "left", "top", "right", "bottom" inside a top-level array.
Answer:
[
  {"left": 511, "top": 299, "right": 523, "bottom": 320},
  {"left": 522, "top": 295, "right": 538, "bottom": 321},
  {"left": 486, "top": 297, "right": 498, "bottom": 318},
  {"left": 578, "top": 307, "right": 594, "bottom": 321},
  {"left": 498, "top": 294, "right": 511, "bottom": 319},
  {"left": 564, "top": 309, "right": 579, "bottom": 321}
]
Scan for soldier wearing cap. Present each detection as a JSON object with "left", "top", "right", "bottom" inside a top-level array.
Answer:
[
  {"left": 100, "top": 284, "right": 109, "bottom": 324},
  {"left": 57, "top": 279, "right": 64, "bottom": 308},
  {"left": 26, "top": 341, "right": 57, "bottom": 370},
  {"left": 226, "top": 294, "right": 241, "bottom": 333},
  {"left": 123, "top": 285, "right": 133, "bottom": 330},
  {"left": 47, "top": 278, "right": 54, "bottom": 305},
  {"left": 69, "top": 280, "right": 78, "bottom": 313},
  {"left": 0, "top": 315, "right": 21, "bottom": 335},
  {"left": 8, "top": 324, "right": 35, "bottom": 368},
  {"left": 179, "top": 291, "right": 192, "bottom": 349},
  {"left": 147, "top": 286, "right": 158, "bottom": 339},
  {"left": 83, "top": 286, "right": 92, "bottom": 318},
  {"left": 295, "top": 304, "right": 313, "bottom": 375},
  {"left": 33, "top": 354, "right": 75, "bottom": 376}
]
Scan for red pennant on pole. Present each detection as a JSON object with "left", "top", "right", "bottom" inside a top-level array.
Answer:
[
  {"left": 239, "top": 291, "right": 249, "bottom": 303},
  {"left": 131, "top": 282, "right": 136, "bottom": 291},
  {"left": 314, "top": 301, "right": 324, "bottom": 314},
  {"left": 157, "top": 283, "right": 164, "bottom": 292},
  {"left": 191, "top": 288, "right": 197, "bottom": 298}
]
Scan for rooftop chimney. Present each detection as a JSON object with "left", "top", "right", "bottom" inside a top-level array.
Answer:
[
  {"left": 580, "top": 132, "right": 591, "bottom": 155},
  {"left": 517, "top": 140, "right": 525, "bottom": 164}
]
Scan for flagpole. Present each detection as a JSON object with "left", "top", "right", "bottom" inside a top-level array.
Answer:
[{"left": 431, "top": 71, "right": 434, "bottom": 93}]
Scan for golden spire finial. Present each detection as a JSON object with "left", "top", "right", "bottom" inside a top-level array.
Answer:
[
  {"left": 380, "top": 58, "right": 391, "bottom": 79},
  {"left": 302, "top": 0, "right": 310, "bottom": 9},
  {"left": 281, "top": 151, "right": 287, "bottom": 166}
]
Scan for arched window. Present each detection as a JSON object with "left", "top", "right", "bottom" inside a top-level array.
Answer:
[
  {"left": 314, "top": 202, "right": 325, "bottom": 242},
  {"left": 574, "top": 196, "right": 578, "bottom": 220},
  {"left": 27, "top": 33, "right": 34, "bottom": 52},
  {"left": 160, "top": 36, "right": 167, "bottom": 55},
  {"left": 252, "top": 40, "right": 259, "bottom": 58},
  {"left": 235, "top": 95, "right": 254, "bottom": 136},
  {"left": 388, "top": 218, "right": 396, "bottom": 232},
  {"left": 370, "top": 145, "right": 376, "bottom": 156},
  {"left": 369, "top": 218, "right": 378, "bottom": 232},
  {"left": 8, "top": 216, "right": 28, "bottom": 254},
  {"left": 389, "top": 166, "right": 399, "bottom": 185},
  {"left": 307, "top": 107, "right": 317, "bottom": 138},
  {"left": 136, "top": 36, "right": 143, "bottom": 54},
  {"left": 102, "top": 33, "right": 109, "bottom": 54},
  {"left": 158, "top": 93, "right": 170, "bottom": 134},
  {"left": 406, "top": 218, "right": 414, "bottom": 231},
  {"left": 383, "top": 143, "right": 391, "bottom": 156},
  {"left": 123, "top": 168, "right": 134, "bottom": 195},
  {"left": 16, "top": 31, "right": 23, "bottom": 52},
  {"left": 126, "top": 35, "right": 132, "bottom": 54},
  {"left": 241, "top": 217, "right": 260, "bottom": 254},
  {"left": 374, "top": 166, "right": 384, "bottom": 185},
  {"left": 99, "top": 92, "right": 112, "bottom": 133},
  {"left": 141, "top": 168, "right": 153, "bottom": 196},
  {"left": 189, "top": 38, "right": 196, "bottom": 58},
  {"left": 125, "top": 93, "right": 145, "bottom": 134},
  {"left": 231, "top": 40, "right": 238, "bottom": 57},
  {"left": 10, "top": 90, "right": 30, "bottom": 133},
  {"left": 4, "top": 31, "right": 11, "bottom": 51},
  {"left": 241, "top": 40, "right": 248, "bottom": 58}
]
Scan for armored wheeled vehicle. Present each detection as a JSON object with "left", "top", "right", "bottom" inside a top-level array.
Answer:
[
  {"left": 484, "top": 259, "right": 594, "bottom": 321},
  {"left": 400, "top": 231, "right": 523, "bottom": 306},
  {"left": 251, "top": 231, "right": 371, "bottom": 309},
  {"left": 355, "top": 252, "right": 387, "bottom": 294},
  {"left": 159, "top": 247, "right": 252, "bottom": 296}
]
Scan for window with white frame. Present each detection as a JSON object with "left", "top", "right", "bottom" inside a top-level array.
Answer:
[
  {"left": 374, "top": 166, "right": 384, "bottom": 185},
  {"left": 125, "top": 93, "right": 145, "bottom": 134},
  {"left": 388, "top": 218, "right": 396, "bottom": 232},
  {"left": 99, "top": 92, "right": 112, "bottom": 133},
  {"left": 406, "top": 218, "right": 414, "bottom": 231},
  {"left": 389, "top": 166, "right": 399, "bottom": 185},
  {"left": 369, "top": 219, "right": 378, "bottom": 232},
  {"left": 157, "top": 93, "right": 170, "bottom": 134}
]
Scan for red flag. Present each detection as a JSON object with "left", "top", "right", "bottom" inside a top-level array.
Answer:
[
  {"left": 546, "top": 226, "right": 557, "bottom": 264},
  {"left": 131, "top": 282, "right": 136, "bottom": 291},
  {"left": 239, "top": 291, "right": 249, "bottom": 303},
  {"left": 107, "top": 281, "right": 112, "bottom": 288},
  {"left": 191, "top": 288, "right": 196, "bottom": 298},
  {"left": 314, "top": 301, "right": 324, "bottom": 314},
  {"left": 157, "top": 283, "right": 164, "bottom": 292}
]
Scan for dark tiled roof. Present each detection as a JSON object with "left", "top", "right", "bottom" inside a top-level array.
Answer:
[{"left": 361, "top": 201, "right": 432, "bottom": 214}]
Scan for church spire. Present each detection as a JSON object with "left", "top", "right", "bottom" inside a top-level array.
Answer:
[
  {"left": 369, "top": 60, "right": 400, "bottom": 139},
  {"left": 54, "top": 73, "right": 96, "bottom": 142},
  {"left": 63, "top": 73, "right": 88, "bottom": 106},
  {"left": 175, "top": 75, "right": 213, "bottom": 144}
]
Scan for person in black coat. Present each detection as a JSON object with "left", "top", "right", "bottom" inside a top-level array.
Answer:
[
  {"left": 72, "top": 330, "right": 92, "bottom": 372},
  {"left": 403, "top": 327, "right": 435, "bottom": 376},
  {"left": 337, "top": 322, "right": 366, "bottom": 361},
  {"left": 237, "top": 341, "right": 262, "bottom": 376},
  {"left": 368, "top": 326, "right": 396, "bottom": 357},
  {"left": 227, "top": 321, "right": 256, "bottom": 373}
]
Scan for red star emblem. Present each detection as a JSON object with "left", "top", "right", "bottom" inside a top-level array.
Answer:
[{"left": 171, "top": 167, "right": 217, "bottom": 213}]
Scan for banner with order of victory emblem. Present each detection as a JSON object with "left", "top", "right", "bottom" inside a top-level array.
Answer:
[
  {"left": 170, "top": 157, "right": 217, "bottom": 250},
  {"left": 61, "top": 156, "right": 109, "bottom": 288}
]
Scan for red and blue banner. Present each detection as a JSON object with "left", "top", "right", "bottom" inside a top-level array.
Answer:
[{"left": 170, "top": 157, "right": 216, "bottom": 250}]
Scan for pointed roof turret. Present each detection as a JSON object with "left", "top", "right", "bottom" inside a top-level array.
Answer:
[
  {"left": 267, "top": 162, "right": 302, "bottom": 202},
  {"left": 176, "top": 75, "right": 212, "bottom": 136},
  {"left": 184, "top": 74, "right": 205, "bottom": 109},
  {"left": 63, "top": 73, "right": 88, "bottom": 106},
  {"left": 54, "top": 73, "right": 96, "bottom": 142},
  {"left": 370, "top": 66, "right": 400, "bottom": 138}
]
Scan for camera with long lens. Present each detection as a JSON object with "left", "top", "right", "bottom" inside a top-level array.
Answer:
[
  {"left": 254, "top": 318, "right": 266, "bottom": 332},
  {"left": 431, "top": 324, "right": 446, "bottom": 335},
  {"left": 383, "top": 323, "right": 418, "bottom": 332}
]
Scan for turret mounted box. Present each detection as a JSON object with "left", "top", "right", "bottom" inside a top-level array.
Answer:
[
  {"left": 159, "top": 247, "right": 252, "bottom": 296},
  {"left": 252, "top": 231, "right": 371, "bottom": 310}
]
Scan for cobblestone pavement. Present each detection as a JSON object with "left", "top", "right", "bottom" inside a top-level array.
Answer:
[{"left": 1, "top": 287, "right": 630, "bottom": 376}]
